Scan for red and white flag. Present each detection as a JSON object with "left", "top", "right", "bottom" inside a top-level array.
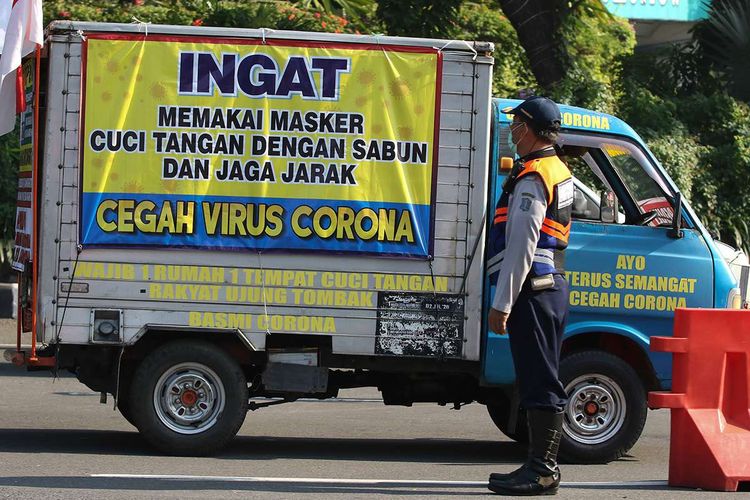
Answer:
[{"left": 0, "top": 0, "right": 43, "bottom": 136}]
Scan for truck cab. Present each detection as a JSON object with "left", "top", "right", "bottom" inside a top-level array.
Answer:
[{"left": 481, "top": 98, "right": 742, "bottom": 462}]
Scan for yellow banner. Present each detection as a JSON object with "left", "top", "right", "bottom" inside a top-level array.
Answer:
[{"left": 81, "top": 35, "right": 440, "bottom": 256}]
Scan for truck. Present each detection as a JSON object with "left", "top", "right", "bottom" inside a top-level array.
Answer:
[{"left": 7, "top": 21, "right": 745, "bottom": 463}]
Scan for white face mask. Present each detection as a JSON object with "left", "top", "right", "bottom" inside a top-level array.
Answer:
[{"left": 507, "top": 122, "right": 527, "bottom": 157}]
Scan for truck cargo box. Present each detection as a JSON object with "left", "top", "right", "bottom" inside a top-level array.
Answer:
[{"left": 36, "top": 22, "right": 495, "bottom": 362}]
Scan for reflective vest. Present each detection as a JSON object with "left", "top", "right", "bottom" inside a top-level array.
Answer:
[{"left": 487, "top": 150, "right": 573, "bottom": 280}]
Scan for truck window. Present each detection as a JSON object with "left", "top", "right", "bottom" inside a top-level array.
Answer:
[
  {"left": 561, "top": 149, "right": 624, "bottom": 223},
  {"left": 563, "top": 154, "right": 605, "bottom": 221},
  {"left": 497, "top": 125, "right": 673, "bottom": 226},
  {"left": 572, "top": 181, "right": 600, "bottom": 220},
  {"left": 601, "top": 143, "right": 674, "bottom": 226},
  {"left": 557, "top": 134, "right": 674, "bottom": 227}
]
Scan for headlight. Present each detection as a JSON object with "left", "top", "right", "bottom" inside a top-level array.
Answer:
[{"left": 727, "top": 287, "right": 742, "bottom": 309}]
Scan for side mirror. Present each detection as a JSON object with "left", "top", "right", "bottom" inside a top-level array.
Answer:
[
  {"left": 600, "top": 190, "right": 618, "bottom": 224},
  {"left": 669, "top": 192, "right": 683, "bottom": 239}
]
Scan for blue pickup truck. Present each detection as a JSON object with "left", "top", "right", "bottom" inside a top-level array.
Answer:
[{"left": 481, "top": 98, "right": 744, "bottom": 463}]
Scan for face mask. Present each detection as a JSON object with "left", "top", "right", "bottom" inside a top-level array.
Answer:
[{"left": 507, "top": 122, "right": 526, "bottom": 158}]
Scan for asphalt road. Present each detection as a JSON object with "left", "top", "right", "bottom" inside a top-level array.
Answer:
[{"left": 1, "top": 357, "right": 743, "bottom": 500}]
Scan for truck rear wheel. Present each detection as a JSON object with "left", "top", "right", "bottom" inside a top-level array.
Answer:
[
  {"left": 128, "top": 340, "right": 248, "bottom": 456},
  {"left": 558, "top": 350, "right": 647, "bottom": 464},
  {"left": 487, "top": 400, "right": 528, "bottom": 444}
]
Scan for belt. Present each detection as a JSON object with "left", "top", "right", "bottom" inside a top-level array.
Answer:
[{"left": 487, "top": 249, "right": 565, "bottom": 276}]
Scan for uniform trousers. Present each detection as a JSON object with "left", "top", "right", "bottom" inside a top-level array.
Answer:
[{"left": 507, "top": 273, "right": 569, "bottom": 412}]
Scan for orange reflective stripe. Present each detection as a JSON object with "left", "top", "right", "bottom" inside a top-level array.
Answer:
[
  {"left": 543, "top": 217, "right": 570, "bottom": 234},
  {"left": 541, "top": 222, "right": 566, "bottom": 235},
  {"left": 494, "top": 215, "right": 508, "bottom": 224},
  {"left": 542, "top": 223, "right": 570, "bottom": 239},
  {"left": 540, "top": 229, "right": 569, "bottom": 244},
  {"left": 495, "top": 207, "right": 508, "bottom": 215},
  {"left": 541, "top": 224, "right": 570, "bottom": 242}
]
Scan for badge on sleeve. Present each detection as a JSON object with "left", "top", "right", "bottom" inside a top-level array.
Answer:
[
  {"left": 520, "top": 196, "right": 533, "bottom": 212},
  {"left": 557, "top": 179, "right": 574, "bottom": 209}
]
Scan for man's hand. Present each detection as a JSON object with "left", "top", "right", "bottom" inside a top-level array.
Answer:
[{"left": 488, "top": 308, "right": 509, "bottom": 335}]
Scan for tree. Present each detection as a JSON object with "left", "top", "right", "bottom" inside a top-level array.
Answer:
[
  {"left": 376, "top": 0, "right": 462, "bottom": 38},
  {"left": 495, "top": 0, "right": 564, "bottom": 88},
  {"left": 618, "top": 40, "right": 750, "bottom": 252},
  {"left": 296, "top": 0, "right": 376, "bottom": 21},
  {"left": 42, "top": 1, "right": 370, "bottom": 34},
  {"left": 693, "top": 0, "right": 750, "bottom": 102}
]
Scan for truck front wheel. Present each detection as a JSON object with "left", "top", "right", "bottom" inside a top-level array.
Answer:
[
  {"left": 558, "top": 350, "right": 647, "bottom": 464},
  {"left": 117, "top": 397, "right": 137, "bottom": 428},
  {"left": 128, "top": 340, "right": 248, "bottom": 456}
]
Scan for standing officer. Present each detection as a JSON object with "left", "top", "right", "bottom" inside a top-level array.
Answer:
[{"left": 486, "top": 96, "right": 573, "bottom": 496}]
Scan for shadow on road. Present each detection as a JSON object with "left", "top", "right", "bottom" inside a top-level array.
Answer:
[
  {"left": 0, "top": 428, "right": 677, "bottom": 496},
  {"left": 0, "top": 361, "right": 71, "bottom": 378},
  {"left": 0, "top": 428, "right": 526, "bottom": 465}
]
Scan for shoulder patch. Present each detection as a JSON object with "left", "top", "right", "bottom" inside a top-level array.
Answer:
[{"left": 557, "top": 178, "right": 574, "bottom": 209}]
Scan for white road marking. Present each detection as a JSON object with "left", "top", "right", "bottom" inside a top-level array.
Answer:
[
  {"left": 92, "top": 475, "right": 482, "bottom": 486},
  {"left": 563, "top": 480, "right": 667, "bottom": 487},
  {"left": 90, "top": 474, "right": 668, "bottom": 489}
]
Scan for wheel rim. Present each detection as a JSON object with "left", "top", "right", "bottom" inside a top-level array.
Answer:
[
  {"left": 563, "top": 374, "right": 626, "bottom": 445},
  {"left": 153, "top": 362, "right": 226, "bottom": 435}
]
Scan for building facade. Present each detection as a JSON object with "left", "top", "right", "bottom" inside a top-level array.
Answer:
[{"left": 603, "top": 0, "right": 710, "bottom": 46}]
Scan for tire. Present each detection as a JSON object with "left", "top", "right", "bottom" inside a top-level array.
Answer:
[
  {"left": 487, "top": 398, "right": 528, "bottom": 444},
  {"left": 559, "top": 350, "right": 647, "bottom": 464},
  {"left": 117, "top": 397, "right": 138, "bottom": 428},
  {"left": 129, "top": 340, "right": 248, "bottom": 456}
]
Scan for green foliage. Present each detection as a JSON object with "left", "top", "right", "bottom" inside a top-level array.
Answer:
[
  {"left": 693, "top": 0, "right": 750, "bottom": 101},
  {"left": 452, "top": 1, "right": 536, "bottom": 97},
  {"left": 42, "top": 0, "right": 367, "bottom": 34},
  {"left": 0, "top": 133, "right": 19, "bottom": 276},
  {"left": 552, "top": 3, "right": 635, "bottom": 113},
  {"left": 206, "top": 2, "right": 364, "bottom": 33},
  {"left": 43, "top": 0, "right": 207, "bottom": 25},
  {"left": 453, "top": 0, "right": 635, "bottom": 112},
  {"left": 377, "top": 0, "right": 462, "bottom": 38},
  {"left": 296, "top": 0, "right": 376, "bottom": 21},
  {"left": 619, "top": 54, "right": 750, "bottom": 251},
  {"left": 0, "top": 134, "right": 18, "bottom": 242}
]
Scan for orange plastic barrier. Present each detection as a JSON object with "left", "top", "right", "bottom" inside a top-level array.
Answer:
[{"left": 649, "top": 308, "right": 750, "bottom": 492}]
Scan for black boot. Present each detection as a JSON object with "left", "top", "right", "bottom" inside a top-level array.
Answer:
[
  {"left": 488, "top": 409, "right": 563, "bottom": 496},
  {"left": 489, "top": 415, "right": 532, "bottom": 482}
]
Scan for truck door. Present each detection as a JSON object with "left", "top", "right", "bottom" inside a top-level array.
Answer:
[{"left": 557, "top": 134, "right": 713, "bottom": 384}]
